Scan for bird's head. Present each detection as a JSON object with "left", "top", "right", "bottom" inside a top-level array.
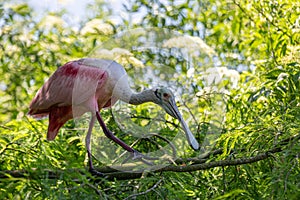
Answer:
[
  {"left": 152, "top": 87, "right": 200, "bottom": 150},
  {"left": 153, "top": 87, "right": 178, "bottom": 119}
]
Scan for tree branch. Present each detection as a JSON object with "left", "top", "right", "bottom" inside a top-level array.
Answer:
[{"left": 0, "top": 134, "right": 299, "bottom": 181}]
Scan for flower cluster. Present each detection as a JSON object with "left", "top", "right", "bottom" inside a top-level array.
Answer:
[{"left": 95, "top": 48, "right": 144, "bottom": 67}]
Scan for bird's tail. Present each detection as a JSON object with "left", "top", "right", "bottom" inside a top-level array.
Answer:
[{"left": 47, "top": 106, "right": 72, "bottom": 140}]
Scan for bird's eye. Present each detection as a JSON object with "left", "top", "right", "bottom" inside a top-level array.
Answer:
[{"left": 163, "top": 93, "right": 169, "bottom": 98}]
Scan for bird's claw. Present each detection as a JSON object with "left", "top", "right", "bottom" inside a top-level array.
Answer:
[
  {"left": 132, "top": 150, "right": 145, "bottom": 160},
  {"left": 122, "top": 150, "right": 159, "bottom": 166}
]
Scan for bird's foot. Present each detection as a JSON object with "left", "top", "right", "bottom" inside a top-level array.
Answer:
[
  {"left": 122, "top": 150, "right": 159, "bottom": 166},
  {"left": 89, "top": 167, "right": 106, "bottom": 177},
  {"left": 132, "top": 150, "right": 145, "bottom": 160}
]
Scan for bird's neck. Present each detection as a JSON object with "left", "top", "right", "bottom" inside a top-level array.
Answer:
[{"left": 128, "top": 89, "right": 155, "bottom": 105}]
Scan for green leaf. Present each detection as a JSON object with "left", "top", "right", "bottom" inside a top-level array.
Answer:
[{"left": 9, "top": 4, "right": 31, "bottom": 16}]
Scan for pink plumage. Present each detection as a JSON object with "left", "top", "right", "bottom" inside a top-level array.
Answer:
[
  {"left": 28, "top": 58, "right": 119, "bottom": 140},
  {"left": 29, "top": 58, "right": 199, "bottom": 174}
]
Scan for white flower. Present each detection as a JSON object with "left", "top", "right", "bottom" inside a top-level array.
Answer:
[
  {"left": 225, "top": 69, "right": 240, "bottom": 88},
  {"left": 128, "top": 57, "right": 144, "bottom": 67},
  {"left": 96, "top": 49, "right": 114, "bottom": 59},
  {"left": 202, "top": 67, "right": 240, "bottom": 88},
  {"left": 163, "top": 35, "right": 216, "bottom": 57},
  {"left": 93, "top": 48, "right": 144, "bottom": 67},
  {"left": 203, "top": 67, "right": 223, "bottom": 85},
  {"left": 277, "top": 73, "right": 289, "bottom": 83},
  {"left": 39, "top": 15, "right": 65, "bottom": 29},
  {"left": 187, "top": 68, "right": 195, "bottom": 78},
  {"left": 81, "top": 19, "right": 113, "bottom": 35},
  {"left": 224, "top": 52, "right": 241, "bottom": 60},
  {"left": 111, "top": 48, "right": 132, "bottom": 56}
]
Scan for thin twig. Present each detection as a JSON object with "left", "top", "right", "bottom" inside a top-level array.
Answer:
[
  {"left": 85, "top": 183, "right": 106, "bottom": 199},
  {"left": 123, "top": 179, "right": 163, "bottom": 200}
]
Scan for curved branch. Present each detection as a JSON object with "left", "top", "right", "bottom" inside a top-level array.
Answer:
[
  {"left": 123, "top": 179, "right": 163, "bottom": 200},
  {"left": 0, "top": 134, "right": 299, "bottom": 181},
  {"left": 0, "top": 145, "right": 284, "bottom": 180}
]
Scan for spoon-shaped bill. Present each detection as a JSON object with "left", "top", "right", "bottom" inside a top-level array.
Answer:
[
  {"left": 179, "top": 117, "right": 199, "bottom": 150},
  {"left": 164, "top": 99, "right": 200, "bottom": 150}
]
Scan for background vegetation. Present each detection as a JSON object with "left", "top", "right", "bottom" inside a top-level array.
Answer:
[{"left": 1, "top": 0, "right": 299, "bottom": 199}]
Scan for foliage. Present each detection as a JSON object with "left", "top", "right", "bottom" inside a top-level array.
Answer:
[{"left": 1, "top": 0, "right": 300, "bottom": 199}]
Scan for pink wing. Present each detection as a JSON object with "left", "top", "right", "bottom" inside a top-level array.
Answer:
[
  {"left": 28, "top": 59, "right": 109, "bottom": 140},
  {"left": 28, "top": 60, "right": 108, "bottom": 117}
]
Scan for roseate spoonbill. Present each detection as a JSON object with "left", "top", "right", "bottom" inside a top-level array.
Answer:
[{"left": 28, "top": 58, "right": 199, "bottom": 174}]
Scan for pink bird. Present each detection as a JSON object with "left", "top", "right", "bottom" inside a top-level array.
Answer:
[{"left": 28, "top": 58, "right": 199, "bottom": 175}]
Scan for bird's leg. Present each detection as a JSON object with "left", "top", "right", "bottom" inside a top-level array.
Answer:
[
  {"left": 95, "top": 111, "right": 134, "bottom": 153},
  {"left": 95, "top": 111, "right": 157, "bottom": 164},
  {"left": 86, "top": 115, "right": 95, "bottom": 169},
  {"left": 85, "top": 114, "right": 104, "bottom": 176}
]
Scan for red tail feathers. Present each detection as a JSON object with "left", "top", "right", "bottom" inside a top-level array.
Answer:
[{"left": 47, "top": 106, "right": 73, "bottom": 140}]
